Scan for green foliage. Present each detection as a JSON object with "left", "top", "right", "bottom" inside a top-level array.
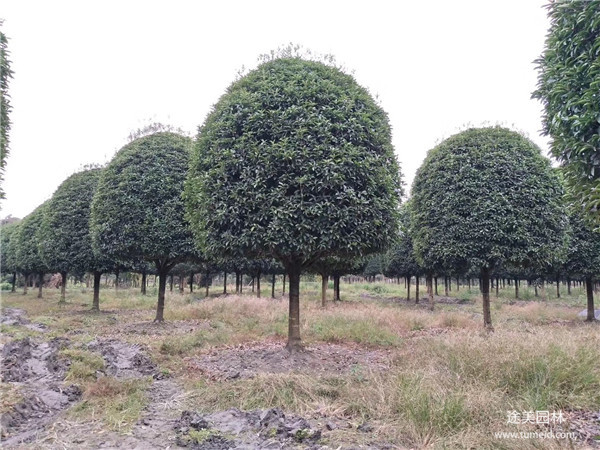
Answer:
[
  {"left": 411, "top": 127, "right": 567, "bottom": 274},
  {"left": 39, "top": 167, "right": 107, "bottom": 276},
  {"left": 14, "top": 202, "right": 50, "bottom": 275},
  {"left": 0, "top": 20, "right": 13, "bottom": 199},
  {"left": 565, "top": 211, "right": 600, "bottom": 278},
  {"left": 384, "top": 203, "right": 422, "bottom": 278},
  {"left": 90, "top": 132, "right": 196, "bottom": 269},
  {"left": 185, "top": 57, "right": 403, "bottom": 267},
  {"left": 533, "top": 0, "right": 600, "bottom": 227},
  {"left": 0, "top": 221, "right": 20, "bottom": 275}
]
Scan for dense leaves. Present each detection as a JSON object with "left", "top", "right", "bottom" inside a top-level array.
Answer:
[
  {"left": 185, "top": 58, "right": 403, "bottom": 268},
  {"left": 14, "top": 202, "right": 50, "bottom": 276},
  {"left": 384, "top": 204, "right": 421, "bottom": 279},
  {"left": 0, "top": 221, "right": 19, "bottom": 276},
  {"left": 533, "top": 0, "right": 600, "bottom": 227},
  {"left": 411, "top": 127, "right": 566, "bottom": 273},
  {"left": 40, "top": 167, "right": 106, "bottom": 276},
  {"left": 0, "top": 21, "right": 12, "bottom": 199},
  {"left": 91, "top": 132, "right": 196, "bottom": 268}
]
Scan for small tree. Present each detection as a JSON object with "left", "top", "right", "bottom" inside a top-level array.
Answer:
[
  {"left": 533, "top": 0, "right": 600, "bottom": 228},
  {"left": 1, "top": 221, "right": 20, "bottom": 291},
  {"left": 40, "top": 167, "right": 108, "bottom": 308},
  {"left": 185, "top": 57, "right": 402, "bottom": 350},
  {"left": 91, "top": 132, "right": 196, "bottom": 322},
  {"left": 411, "top": 127, "right": 567, "bottom": 328},
  {"left": 14, "top": 202, "right": 50, "bottom": 297}
]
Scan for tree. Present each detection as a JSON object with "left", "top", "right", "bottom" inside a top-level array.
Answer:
[
  {"left": 14, "top": 202, "right": 50, "bottom": 297},
  {"left": 0, "top": 21, "right": 13, "bottom": 199},
  {"left": 1, "top": 221, "right": 20, "bottom": 291},
  {"left": 565, "top": 211, "right": 600, "bottom": 321},
  {"left": 411, "top": 127, "right": 567, "bottom": 328},
  {"left": 40, "top": 167, "right": 108, "bottom": 308},
  {"left": 185, "top": 57, "right": 403, "bottom": 350},
  {"left": 533, "top": 0, "right": 600, "bottom": 228},
  {"left": 90, "top": 132, "right": 196, "bottom": 322}
]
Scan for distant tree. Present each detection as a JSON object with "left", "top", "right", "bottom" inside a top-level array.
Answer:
[
  {"left": 0, "top": 21, "right": 13, "bottom": 199},
  {"left": 533, "top": 0, "right": 600, "bottom": 228},
  {"left": 565, "top": 211, "right": 600, "bottom": 321},
  {"left": 411, "top": 127, "right": 567, "bottom": 328},
  {"left": 384, "top": 204, "right": 422, "bottom": 301},
  {"left": 39, "top": 167, "right": 108, "bottom": 307},
  {"left": 362, "top": 254, "right": 386, "bottom": 281},
  {"left": 14, "top": 203, "right": 50, "bottom": 297},
  {"left": 185, "top": 57, "right": 403, "bottom": 351},
  {"left": 90, "top": 132, "right": 196, "bottom": 322},
  {"left": 1, "top": 221, "right": 20, "bottom": 291}
]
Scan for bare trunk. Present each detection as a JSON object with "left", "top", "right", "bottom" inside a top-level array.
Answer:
[
  {"left": 59, "top": 271, "right": 67, "bottom": 303},
  {"left": 321, "top": 272, "right": 328, "bottom": 307},
  {"left": 407, "top": 275, "right": 411, "bottom": 301},
  {"left": 567, "top": 277, "right": 571, "bottom": 295},
  {"left": 495, "top": 276, "right": 499, "bottom": 298},
  {"left": 37, "top": 272, "right": 44, "bottom": 298},
  {"left": 334, "top": 274, "right": 340, "bottom": 301},
  {"left": 286, "top": 265, "right": 302, "bottom": 352},
  {"left": 271, "top": 274, "right": 276, "bottom": 299},
  {"left": 444, "top": 276, "right": 448, "bottom": 296},
  {"left": 179, "top": 276, "right": 184, "bottom": 294},
  {"left": 141, "top": 271, "right": 147, "bottom": 295},
  {"left": 205, "top": 271, "right": 210, "bottom": 297},
  {"left": 415, "top": 275, "right": 420, "bottom": 304},
  {"left": 92, "top": 271, "right": 101, "bottom": 311},
  {"left": 256, "top": 272, "right": 261, "bottom": 298},
  {"left": 556, "top": 275, "right": 560, "bottom": 298},
  {"left": 586, "top": 277, "right": 595, "bottom": 322},
  {"left": 23, "top": 273, "right": 29, "bottom": 295},
  {"left": 115, "top": 270, "right": 119, "bottom": 292},
  {"left": 155, "top": 268, "right": 167, "bottom": 322},
  {"left": 223, "top": 272, "right": 227, "bottom": 295},
  {"left": 282, "top": 273, "right": 286, "bottom": 296},
  {"left": 434, "top": 276, "right": 438, "bottom": 295},
  {"left": 515, "top": 278, "right": 519, "bottom": 299},
  {"left": 481, "top": 266, "right": 492, "bottom": 329},
  {"left": 11, "top": 272, "right": 16, "bottom": 292},
  {"left": 190, "top": 272, "right": 194, "bottom": 293},
  {"left": 426, "top": 274, "right": 434, "bottom": 311}
]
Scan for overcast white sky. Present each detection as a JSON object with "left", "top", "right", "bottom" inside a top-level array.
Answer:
[{"left": 1, "top": 0, "right": 551, "bottom": 219}]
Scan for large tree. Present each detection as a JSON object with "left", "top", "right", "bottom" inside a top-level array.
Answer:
[
  {"left": 411, "top": 127, "right": 567, "bottom": 328},
  {"left": 185, "top": 57, "right": 403, "bottom": 350},
  {"left": 90, "top": 132, "right": 196, "bottom": 322},
  {"left": 0, "top": 20, "right": 12, "bottom": 199},
  {"left": 40, "top": 167, "right": 108, "bottom": 308},
  {"left": 533, "top": 0, "right": 600, "bottom": 228}
]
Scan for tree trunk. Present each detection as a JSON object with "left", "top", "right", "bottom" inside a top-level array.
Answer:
[
  {"left": 456, "top": 276, "right": 460, "bottom": 291},
  {"left": 434, "top": 277, "right": 438, "bottom": 295},
  {"left": 141, "top": 271, "right": 147, "bottom": 295},
  {"left": 190, "top": 272, "right": 194, "bottom": 293},
  {"left": 407, "top": 275, "right": 411, "bottom": 301},
  {"left": 37, "top": 272, "right": 44, "bottom": 298},
  {"left": 286, "top": 265, "right": 302, "bottom": 352},
  {"left": 115, "top": 270, "right": 119, "bottom": 292},
  {"left": 426, "top": 273, "right": 435, "bottom": 311},
  {"left": 155, "top": 267, "right": 168, "bottom": 322},
  {"left": 481, "top": 266, "right": 492, "bottom": 329},
  {"left": 235, "top": 271, "right": 240, "bottom": 294},
  {"left": 515, "top": 278, "right": 519, "bottom": 299},
  {"left": 205, "top": 271, "right": 210, "bottom": 297},
  {"left": 179, "top": 275, "right": 185, "bottom": 294},
  {"left": 415, "top": 275, "right": 420, "bottom": 303},
  {"left": 321, "top": 272, "right": 328, "bottom": 307},
  {"left": 444, "top": 276, "right": 448, "bottom": 296},
  {"left": 495, "top": 276, "right": 499, "bottom": 298},
  {"left": 223, "top": 272, "right": 227, "bottom": 295},
  {"left": 271, "top": 274, "right": 276, "bottom": 299},
  {"left": 92, "top": 271, "right": 102, "bottom": 311},
  {"left": 585, "top": 276, "right": 595, "bottom": 322},
  {"left": 60, "top": 271, "right": 67, "bottom": 303},
  {"left": 334, "top": 274, "right": 340, "bottom": 301},
  {"left": 256, "top": 272, "right": 261, "bottom": 298},
  {"left": 169, "top": 275, "right": 174, "bottom": 292},
  {"left": 11, "top": 272, "right": 16, "bottom": 292},
  {"left": 282, "top": 273, "right": 286, "bottom": 296},
  {"left": 567, "top": 277, "right": 571, "bottom": 295},
  {"left": 23, "top": 273, "right": 29, "bottom": 295}
]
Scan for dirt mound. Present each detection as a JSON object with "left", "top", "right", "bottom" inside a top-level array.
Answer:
[
  {"left": 87, "top": 339, "right": 160, "bottom": 379},
  {"left": 0, "top": 337, "right": 81, "bottom": 446},
  {"left": 1, "top": 308, "right": 48, "bottom": 332},
  {"left": 175, "top": 407, "right": 322, "bottom": 449},
  {"left": 187, "top": 342, "right": 391, "bottom": 381},
  {"left": 1, "top": 337, "right": 69, "bottom": 383}
]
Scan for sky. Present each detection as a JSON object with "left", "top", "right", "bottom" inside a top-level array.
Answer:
[{"left": 0, "top": 0, "right": 552, "bottom": 220}]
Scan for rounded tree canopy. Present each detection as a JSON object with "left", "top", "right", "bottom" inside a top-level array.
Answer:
[
  {"left": 0, "top": 221, "right": 20, "bottom": 274},
  {"left": 91, "top": 132, "right": 196, "bottom": 268},
  {"left": 40, "top": 167, "right": 106, "bottom": 275},
  {"left": 411, "top": 127, "right": 566, "bottom": 274},
  {"left": 15, "top": 202, "right": 50, "bottom": 275},
  {"left": 185, "top": 57, "right": 403, "bottom": 268}
]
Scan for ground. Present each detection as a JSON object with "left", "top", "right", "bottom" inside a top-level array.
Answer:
[{"left": 1, "top": 279, "right": 599, "bottom": 449}]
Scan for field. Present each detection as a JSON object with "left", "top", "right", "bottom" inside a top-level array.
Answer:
[{"left": 1, "top": 278, "right": 599, "bottom": 449}]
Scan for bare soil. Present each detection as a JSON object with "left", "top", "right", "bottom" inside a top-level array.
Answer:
[{"left": 186, "top": 341, "right": 392, "bottom": 381}]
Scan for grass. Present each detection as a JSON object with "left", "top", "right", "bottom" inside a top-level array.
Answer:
[{"left": 1, "top": 278, "right": 598, "bottom": 448}]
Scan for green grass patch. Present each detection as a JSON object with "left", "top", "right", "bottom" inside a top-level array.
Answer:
[
  {"left": 60, "top": 348, "right": 105, "bottom": 382},
  {"left": 308, "top": 315, "right": 401, "bottom": 346}
]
